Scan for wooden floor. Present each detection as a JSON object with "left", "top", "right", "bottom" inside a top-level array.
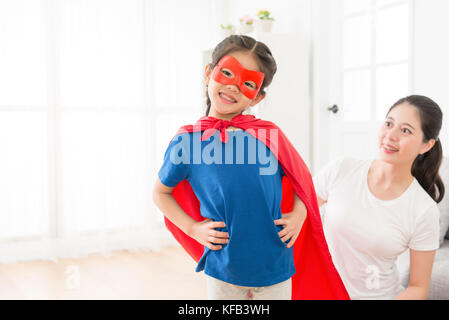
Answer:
[{"left": 0, "top": 246, "right": 208, "bottom": 300}]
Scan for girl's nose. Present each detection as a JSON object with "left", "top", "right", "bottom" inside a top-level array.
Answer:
[{"left": 226, "top": 84, "right": 240, "bottom": 93}]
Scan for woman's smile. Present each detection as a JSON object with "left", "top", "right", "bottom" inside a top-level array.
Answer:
[{"left": 381, "top": 144, "right": 399, "bottom": 154}]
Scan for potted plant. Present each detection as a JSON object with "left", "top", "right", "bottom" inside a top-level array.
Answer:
[
  {"left": 255, "top": 10, "right": 274, "bottom": 33},
  {"left": 238, "top": 14, "right": 254, "bottom": 35},
  {"left": 220, "top": 24, "right": 235, "bottom": 38}
]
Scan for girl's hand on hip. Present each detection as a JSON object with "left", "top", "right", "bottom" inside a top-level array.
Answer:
[
  {"left": 190, "top": 219, "right": 229, "bottom": 251},
  {"left": 274, "top": 209, "right": 306, "bottom": 249}
]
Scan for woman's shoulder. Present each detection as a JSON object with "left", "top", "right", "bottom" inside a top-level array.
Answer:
[
  {"left": 409, "top": 179, "right": 439, "bottom": 214},
  {"left": 398, "top": 180, "right": 440, "bottom": 231}
]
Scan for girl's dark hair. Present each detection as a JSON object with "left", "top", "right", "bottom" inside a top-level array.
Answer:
[
  {"left": 205, "top": 35, "right": 277, "bottom": 116},
  {"left": 388, "top": 95, "right": 445, "bottom": 203}
]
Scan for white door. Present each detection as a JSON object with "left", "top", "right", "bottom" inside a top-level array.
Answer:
[{"left": 316, "top": 0, "right": 412, "bottom": 167}]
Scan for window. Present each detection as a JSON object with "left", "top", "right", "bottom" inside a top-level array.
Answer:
[
  {"left": 341, "top": 0, "right": 411, "bottom": 121},
  {"left": 0, "top": 0, "right": 214, "bottom": 259}
]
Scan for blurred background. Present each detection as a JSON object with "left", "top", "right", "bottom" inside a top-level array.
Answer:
[{"left": 0, "top": 0, "right": 448, "bottom": 268}]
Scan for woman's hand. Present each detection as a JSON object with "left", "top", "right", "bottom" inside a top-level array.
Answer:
[
  {"left": 274, "top": 194, "right": 307, "bottom": 248},
  {"left": 189, "top": 219, "right": 229, "bottom": 251}
]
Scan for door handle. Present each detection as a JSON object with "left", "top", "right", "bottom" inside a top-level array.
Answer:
[{"left": 328, "top": 105, "right": 339, "bottom": 114}]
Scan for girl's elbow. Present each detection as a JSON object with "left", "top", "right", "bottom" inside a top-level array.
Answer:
[
  {"left": 152, "top": 181, "right": 164, "bottom": 206},
  {"left": 152, "top": 179, "right": 174, "bottom": 205},
  {"left": 152, "top": 187, "right": 160, "bottom": 205}
]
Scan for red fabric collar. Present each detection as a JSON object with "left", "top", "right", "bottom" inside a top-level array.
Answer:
[{"left": 196, "top": 114, "right": 257, "bottom": 143}]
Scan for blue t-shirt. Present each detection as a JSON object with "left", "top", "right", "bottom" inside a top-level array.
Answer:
[{"left": 158, "top": 130, "right": 295, "bottom": 287}]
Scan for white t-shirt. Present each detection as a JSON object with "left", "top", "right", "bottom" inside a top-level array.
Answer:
[{"left": 313, "top": 157, "right": 440, "bottom": 300}]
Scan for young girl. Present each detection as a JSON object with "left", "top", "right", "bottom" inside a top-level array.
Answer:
[
  {"left": 153, "top": 35, "right": 348, "bottom": 300},
  {"left": 314, "top": 95, "right": 443, "bottom": 299}
]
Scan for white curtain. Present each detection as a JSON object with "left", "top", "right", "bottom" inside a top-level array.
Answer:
[{"left": 0, "top": 0, "right": 215, "bottom": 263}]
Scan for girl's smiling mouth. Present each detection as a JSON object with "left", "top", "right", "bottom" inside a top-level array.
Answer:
[{"left": 219, "top": 92, "right": 237, "bottom": 104}]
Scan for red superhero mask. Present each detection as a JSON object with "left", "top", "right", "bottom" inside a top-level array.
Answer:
[{"left": 211, "top": 55, "right": 265, "bottom": 100}]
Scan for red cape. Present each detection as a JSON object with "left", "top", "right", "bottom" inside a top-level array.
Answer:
[{"left": 164, "top": 114, "right": 349, "bottom": 300}]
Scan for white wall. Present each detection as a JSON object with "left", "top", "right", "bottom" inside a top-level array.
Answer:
[
  {"left": 413, "top": 0, "right": 449, "bottom": 155},
  {"left": 226, "top": 0, "right": 311, "bottom": 35}
]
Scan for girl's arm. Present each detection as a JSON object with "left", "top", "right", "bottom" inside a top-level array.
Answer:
[
  {"left": 275, "top": 193, "right": 307, "bottom": 248},
  {"left": 152, "top": 178, "right": 229, "bottom": 250},
  {"left": 394, "top": 249, "right": 436, "bottom": 300}
]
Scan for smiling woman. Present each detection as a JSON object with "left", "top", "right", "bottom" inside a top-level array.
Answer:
[
  {"left": 380, "top": 95, "right": 444, "bottom": 203},
  {"left": 313, "top": 95, "right": 443, "bottom": 300}
]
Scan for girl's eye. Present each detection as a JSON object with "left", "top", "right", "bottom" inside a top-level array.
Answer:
[
  {"left": 244, "top": 81, "right": 257, "bottom": 90},
  {"left": 220, "top": 68, "right": 234, "bottom": 78},
  {"left": 385, "top": 121, "right": 392, "bottom": 127}
]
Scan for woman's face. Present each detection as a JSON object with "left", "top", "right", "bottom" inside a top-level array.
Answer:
[{"left": 378, "top": 102, "right": 435, "bottom": 166}]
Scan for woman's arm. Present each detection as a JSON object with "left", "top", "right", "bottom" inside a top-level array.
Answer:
[
  {"left": 317, "top": 196, "right": 327, "bottom": 207},
  {"left": 152, "top": 178, "right": 229, "bottom": 250},
  {"left": 394, "top": 249, "right": 436, "bottom": 300}
]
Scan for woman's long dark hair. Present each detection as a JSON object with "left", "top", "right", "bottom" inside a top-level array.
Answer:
[
  {"left": 388, "top": 95, "right": 445, "bottom": 203},
  {"left": 205, "top": 35, "right": 277, "bottom": 116}
]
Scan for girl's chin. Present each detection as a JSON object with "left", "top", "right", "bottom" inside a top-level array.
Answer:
[
  {"left": 212, "top": 104, "right": 245, "bottom": 115},
  {"left": 209, "top": 109, "right": 243, "bottom": 120}
]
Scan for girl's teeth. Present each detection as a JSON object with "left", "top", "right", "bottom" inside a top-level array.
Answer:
[{"left": 220, "top": 93, "right": 236, "bottom": 103}]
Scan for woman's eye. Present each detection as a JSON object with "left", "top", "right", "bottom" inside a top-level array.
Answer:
[
  {"left": 385, "top": 121, "right": 392, "bottom": 127},
  {"left": 244, "top": 81, "right": 257, "bottom": 90},
  {"left": 402, "top": 128, "right": 412, "bottom": 134},
  {"left": 220, "top": 68, "right": 234, "bottom": 78}
]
